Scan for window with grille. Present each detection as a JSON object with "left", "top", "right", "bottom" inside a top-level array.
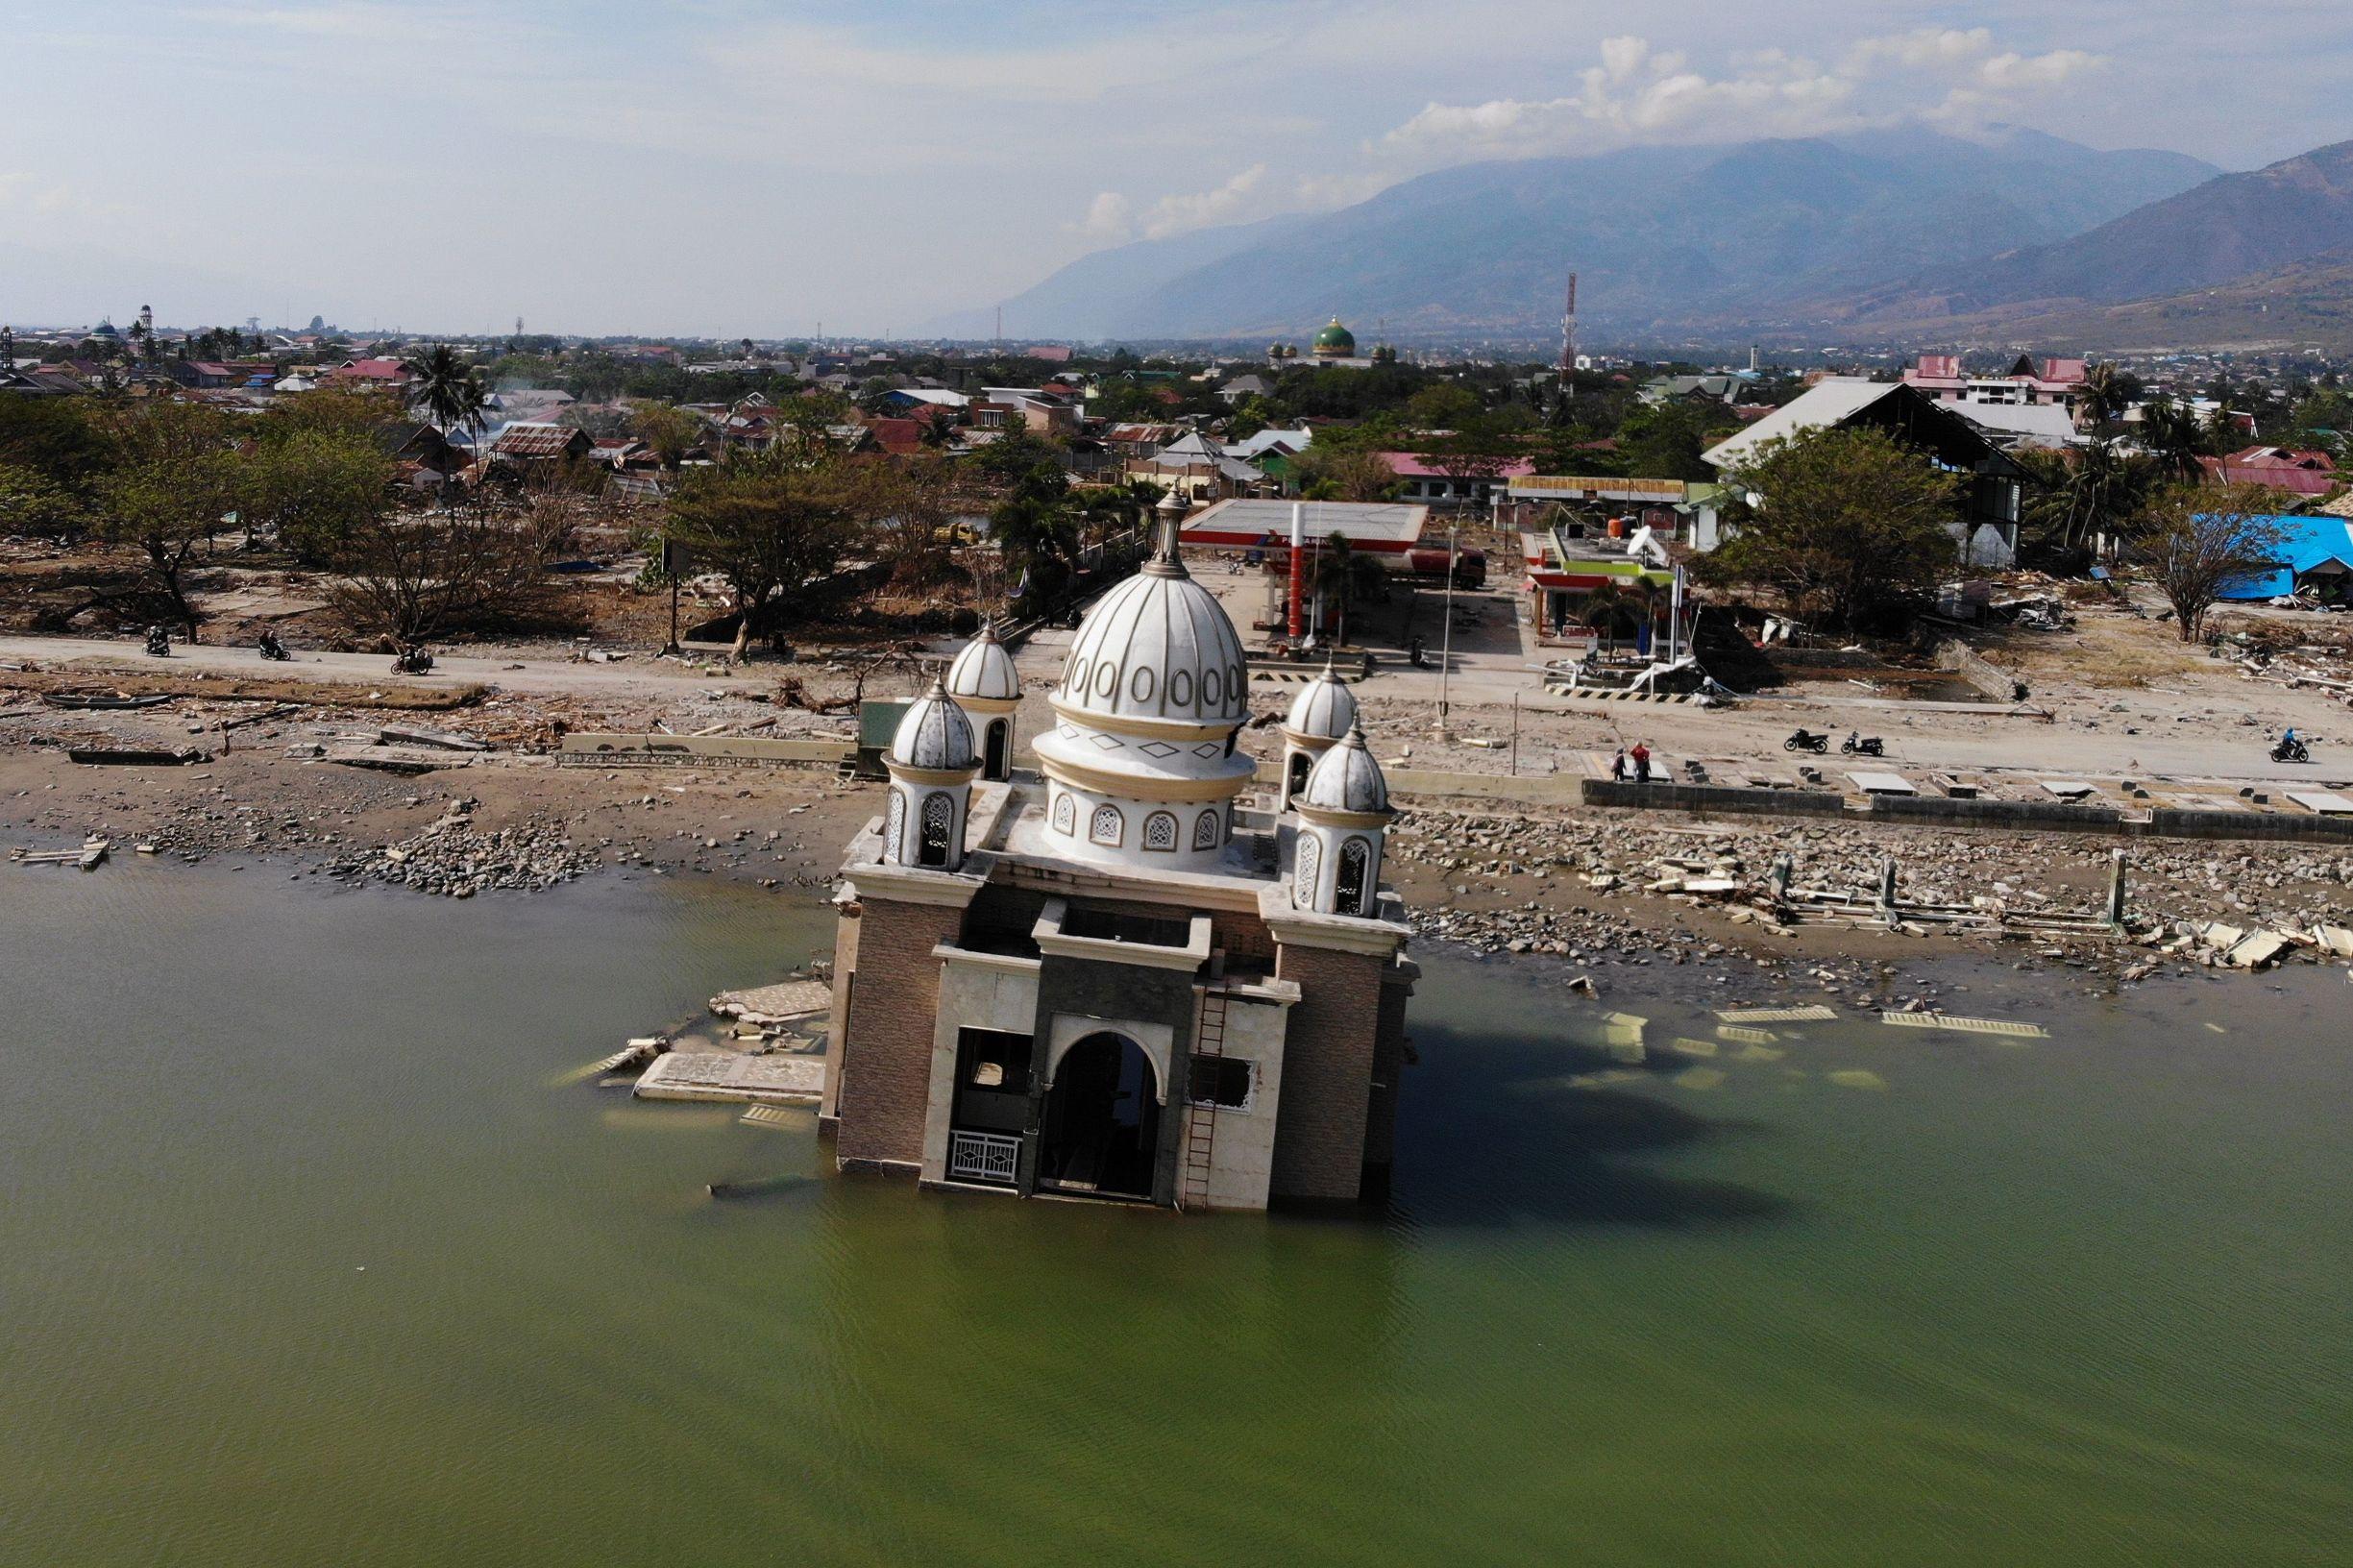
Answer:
[
  {"left": 1294, "top": 834, "right": 1319, "bottom": 907},
  {"left": 1192, "top": 809, "right": 1221, "bottom": 850},
  {"left": 919, "top": 792, "right": 953, "bottom": 867},
  {"left": 1090, "top": 804, "right": 1123, "bottom": 845},
  {"left": 1142, "top": 811, "right": 1177, "bottom": 851},
  {"left": 1051, "top": 792, "right": 1074, "bottom": 835},
  {"left": 1336, "top": 835, "right": 1371, "bottom": 914}
]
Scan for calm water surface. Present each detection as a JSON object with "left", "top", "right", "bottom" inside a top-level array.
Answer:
[{"left": 2, "top": 859, "right": 2347, "bottom": 1566}]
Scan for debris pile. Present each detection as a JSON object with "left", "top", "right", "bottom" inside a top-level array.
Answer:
[{"left": 325, "top": 803, "right": 601, "bottom": 897}]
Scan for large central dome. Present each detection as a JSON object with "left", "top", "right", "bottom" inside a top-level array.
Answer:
[{"left": 1055, "top": 554, "right": 1248, "bottom": 727}]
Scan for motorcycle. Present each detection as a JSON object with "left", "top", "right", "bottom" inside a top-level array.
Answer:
[
  {"left": 2272, "top": 737, "right": 2311, "bottom": 764},
  {"left": 390, "top": 645, "right": 435, "bottom": 674},
  {"left": 257, "top": 631, "right": 291, "bottom": 662},
  {"left": 1840, "top": 731, "right": 1884, "bottom": 757},
  {"left": 143, "top": 625, "right": 171, "bottom": 658},
  {"left": 1783, "top": 728, "right": 1829, "bottom": 754}
]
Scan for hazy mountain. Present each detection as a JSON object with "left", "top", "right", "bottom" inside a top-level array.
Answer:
[
  {"left": 1846, "top": 245, "right": 2353, "bottom": 355},
  {"left": 963, "top": 129, "right": 2218, "bottom": 343},
  {"left": 921, "top": 213, "right": 1312, "bottom": 340},
  {"left": 1835, "top": 139, "right": 2353, "bottom": 326}
]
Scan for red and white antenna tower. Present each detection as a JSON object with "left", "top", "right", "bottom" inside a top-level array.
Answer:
[{"left": 1558, "top": 269, "right": 1578, "bottom": 389}]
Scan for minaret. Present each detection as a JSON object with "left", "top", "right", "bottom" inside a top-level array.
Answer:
[
  {"left": 880, "top": 680, "right": 980, "bottom": 871},
  {"left": 1279, "top": 655, "right": 1357, "bottom": 809},
  {"left": 944, "top": 619, "right": 1020, "bottom": 782},
  {"left": 1292, "top": 725, "right": 1393, "bottom": 918},
  {"left": 140, "top": 304, "right": 154, "bottom": 335}
]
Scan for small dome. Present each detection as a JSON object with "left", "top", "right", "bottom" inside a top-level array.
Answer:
[
  {"left": 1300, "top": 725, "right": 1389, "bottom": 815},
  {"left": 889, "top": 681, "right": 976, "bottom": 771},
  {"left": 1311, "top": 317, "right": 1356, "bottom": 355},
  {"left": 1285, "top": 660, "right": 1358, "bottom": 740},
  {"left": 1057, "top": 550, "right": 1248, "bottom": 727},
  {"left": 944, "top": 621, "right": 1018, "bottom": 703}
]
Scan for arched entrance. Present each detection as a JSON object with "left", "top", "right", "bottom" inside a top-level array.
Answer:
[
  {"left": 1039, "top": 1033, "right": 1160, "bottom": 1199},
  {"left": 984, "top": 719, "right": 1009, "bottom": 781}
]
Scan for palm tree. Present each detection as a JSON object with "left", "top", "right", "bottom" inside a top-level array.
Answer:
[
  {"left": 1309, "top": 532, "right": 1385, "bottom": 647},
  {"left": 2076, "top": 362, "right": 2125, "bottom": 430},
  {"left": 404, "top": 345, "right": 490, "bottom": 448},
  {"left": 1577, "top": 581, "right": 1625, "bottom": 654},
  {"left": 2138, "top": 395, "right": 2207, "bottom": 482}
]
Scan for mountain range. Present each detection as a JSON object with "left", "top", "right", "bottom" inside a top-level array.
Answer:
[{"left": 950, "top": 129, "right": 2353, "bottom": 353}]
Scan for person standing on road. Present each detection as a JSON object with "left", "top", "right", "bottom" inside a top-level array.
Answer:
[
  {"left": 1630, "top": 741, "right": 1652, "bottom": 783},
  {"left": 1610, "top": 747, "right": 1627, "bottom": 782}
]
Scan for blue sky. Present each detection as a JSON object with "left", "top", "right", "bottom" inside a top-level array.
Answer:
[{"left": 5, "top": 1, "right": 2349, "bottom": 336}]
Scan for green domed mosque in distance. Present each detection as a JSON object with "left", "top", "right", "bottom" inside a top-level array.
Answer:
[{"left": 1311, "top": 316, "right": 1357, "bottom": 360}]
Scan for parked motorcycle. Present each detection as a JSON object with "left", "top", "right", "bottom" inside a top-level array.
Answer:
[
  {"left": 143, "top": 625, "right": 171, "bottom": 658},
  {"left": 257, "top": 630, "right": 291, "bottom": 662},
  {"left": 2272, "top": 736, "right": 2311, "bottom": 764},
  {"left": 1840, "top": 731, "right": 1884, "bottom": 757},
  {"left": 390, "top": 645, "right": 435, "bottom": 674},
  {"left": 1783, "top": 728, "right": 1829, "bottom": 753}
]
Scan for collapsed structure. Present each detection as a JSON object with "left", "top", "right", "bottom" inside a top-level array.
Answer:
[{"left": 819, "top": 527, "right": 1415, "bottom": 1211}]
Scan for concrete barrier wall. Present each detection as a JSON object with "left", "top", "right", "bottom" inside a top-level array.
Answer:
[
  {"left": 1859, "top": 795, "right": 2122, "bottom": 833},
  {"left": 560, "top": 733, "right": 851, "bottom": 766},
  {"left": 2144, "top": 809, "right": 2353, "bottom": 845},
  {"left": 1581, "top": 779, "right": 1847, "bottom": 816}
]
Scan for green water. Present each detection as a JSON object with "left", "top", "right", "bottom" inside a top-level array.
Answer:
[{"left": 3, "top": 860, "right": 2347, "bottom": 1566}]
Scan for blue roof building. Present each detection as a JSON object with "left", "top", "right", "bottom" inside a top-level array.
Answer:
[{"left": 2220, "top": 514, "right": 2353, "bottom": 600}]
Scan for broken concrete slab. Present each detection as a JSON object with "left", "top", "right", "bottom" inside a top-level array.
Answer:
[{"left": 633, "top": 1051, "right": 824, "bottom": 1105}]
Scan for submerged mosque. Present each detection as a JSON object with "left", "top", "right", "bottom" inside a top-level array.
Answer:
[{"left": 819, "top": 524, "right": 1415, "bottom": 1211}]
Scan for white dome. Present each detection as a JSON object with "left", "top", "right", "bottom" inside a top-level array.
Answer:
[
  {"left": 945, "top": 620, "right": 1018, "bottom": 703},
  {"left": 1300, "top": 725, "right": 1389, "bottom": 815},
  {"left": 1056, "top": 555, "right": 1248, "bottom": 727},
  {"left": 1285, "top": 661, "right": 1358, "bottom": 740},
  {"left": 889, "top": 681, "right": 977, "bottom": 771}
]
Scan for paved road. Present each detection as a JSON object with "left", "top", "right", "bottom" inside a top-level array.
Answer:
[{"left": 0, "top": 634, "right": 763, "bottom": 699}]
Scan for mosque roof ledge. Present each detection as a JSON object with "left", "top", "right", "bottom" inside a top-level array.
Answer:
[{"left": 1257, "top": 883, "right": 1410, "bottom": 954}]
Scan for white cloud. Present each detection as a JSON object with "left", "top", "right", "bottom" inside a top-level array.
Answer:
[
  {"left": 1378, "top": 28, "right": 2102, "bottom": 164},
  {"left": 1076, "top": 191, "right": 1134, "bottom": 242},
  {"left": 1138, "top": 165, "right": 1268, "bottom": 240}
]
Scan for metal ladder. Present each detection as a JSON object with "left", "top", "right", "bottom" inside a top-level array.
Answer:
[{"left": 1181, "top": 982, "right": 1231, "bottom": 1211}]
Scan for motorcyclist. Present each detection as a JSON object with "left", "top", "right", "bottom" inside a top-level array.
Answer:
[{"left": 258, "top": 629, "right": 286, "bottom": 660}]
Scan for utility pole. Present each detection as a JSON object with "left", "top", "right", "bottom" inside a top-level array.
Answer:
[
  {"left": 1558, "top": 269, "right": 1578, "bottom": 393},
  {"left": 1434, "top": 520, "right": 1458, "bottom": 738}
]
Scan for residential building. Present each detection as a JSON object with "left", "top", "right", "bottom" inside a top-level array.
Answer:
[
  {"left": 1702, "top": 379, "right": 2029, "bottom": 569},
  {"left": 1902, "top": 354, "right": 2089, "bottom": 413}
]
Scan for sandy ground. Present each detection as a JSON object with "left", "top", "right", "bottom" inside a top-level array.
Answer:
[{"left": 11, "top": 575, "right": 2353, "bottom": 992}]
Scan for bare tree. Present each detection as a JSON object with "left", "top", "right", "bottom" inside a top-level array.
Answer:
[
  {"left": 2137, "top": 485, "right": 2291, "bottom": 643},
  {"left": 327, "top": 482, "right": 572, "bottom": 644}
]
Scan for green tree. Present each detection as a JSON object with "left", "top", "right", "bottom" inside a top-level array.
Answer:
[
  {"left": 1291, "top": 445, "right": 1399, "bottom": 502},
  {"left": 663, "top": 449, "right": 881, "bottom": 658},
  {"left": 2013, "top": 438, "right": 2157, "bottom": 570},
  {"left": 2136, "top": 485, "right": 2291, "bottom": 643},
  {"left": 0, "top": 463, "right": 85, "bottom": 536},
  {"left": 1405, "top": 381, "right": 1480, "bottom": 429},
  {"left": 89, "top": 403, "right": 242, "bottom": 639},
  {"left": 628, "top": 402, "right": 705, "bottom": 471},
  {"left": 1699, "top": 427, "right": 1962, "bottom": 631},
  {"left": 1613, "top": 401, "right": 1728, "bottom": 481},
  {"left": 241, "top": 429, "right": 394, "bottom": 562}
]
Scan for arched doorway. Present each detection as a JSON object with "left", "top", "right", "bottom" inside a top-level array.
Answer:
[
  {"left": 1287, "top": 750, "right": 1312, "bottom": 805},
  {"left": 984, "top": 719, "right": 1009, "bottom": 781},
  {"left": 1039, "top": 1033, "right": 1160, "bottom": 1199}
]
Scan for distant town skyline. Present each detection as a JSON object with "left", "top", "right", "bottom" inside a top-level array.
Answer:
[{"left": 6, "top": 1, "right": 2348, "bottom": 337}]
